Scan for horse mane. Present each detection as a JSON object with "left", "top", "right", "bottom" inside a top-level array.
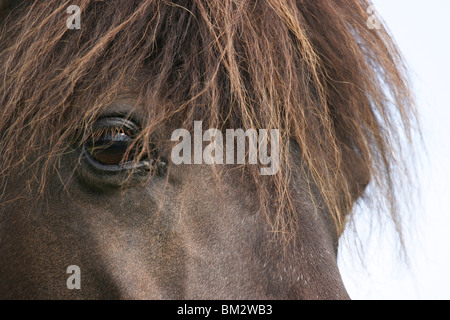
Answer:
[{"left": 0, "top": 0, "right": 418, "bottom": 245}]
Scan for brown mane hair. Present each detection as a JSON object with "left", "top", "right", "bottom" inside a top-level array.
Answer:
[{"left": 0, "top": 0, "right": 418, "bottom": 245}]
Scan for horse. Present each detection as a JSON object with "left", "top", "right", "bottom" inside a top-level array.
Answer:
[{"left": 0, "top": 0, "right": 417, "bottom": 299}]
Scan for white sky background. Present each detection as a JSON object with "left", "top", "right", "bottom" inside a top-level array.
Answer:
[{"left": 338, "top": 0, "right": 450, "bottom": 299}]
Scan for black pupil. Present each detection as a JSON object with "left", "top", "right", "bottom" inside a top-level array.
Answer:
[{"left": 86, "top": 130, "right": 134, "bottom": 165}]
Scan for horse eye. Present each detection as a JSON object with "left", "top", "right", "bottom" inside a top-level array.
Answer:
[
  {"left": 85, "top": 130, "right": 133, "bottom": 165},
  {"left": 83, "top": 118, "right": 141, "bottom": 166}
]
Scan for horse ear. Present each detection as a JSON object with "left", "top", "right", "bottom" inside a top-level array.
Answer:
[
  {"left": 342, "top": 144, "right": 371, "bottom": 203},
  {"left": 0, "top": 0, "right": 23, "bottom": 19}
]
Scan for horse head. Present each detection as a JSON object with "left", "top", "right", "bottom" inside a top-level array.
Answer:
[{"left": 0, "top": 0, "right": 417, "bottom": 299}]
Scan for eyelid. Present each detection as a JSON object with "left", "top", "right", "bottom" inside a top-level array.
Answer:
[
  {"left": 89, "top": 117, "right": 139, "bottom": 136},
  {"left": 86, "top": 128, "right": 133, "bottom": 147}
]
